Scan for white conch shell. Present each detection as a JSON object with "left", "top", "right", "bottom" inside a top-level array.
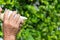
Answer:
[
  {"left": 0, "top": 13, "right": 4, "bottom": 20},
  {"left": 0, "top": 9, "right": 27, "bottom": 21},
  {"left": 0, "top": 13, "right": 27, "bottom": 21}
]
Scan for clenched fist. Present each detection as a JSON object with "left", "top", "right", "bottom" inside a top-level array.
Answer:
[{"left": 2, "top": 9, "right": 24, "bottom": 40}]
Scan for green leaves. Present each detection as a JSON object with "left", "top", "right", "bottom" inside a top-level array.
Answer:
[
  {"left": 0, "top": 0, "right": 60, "bottom": 40},
  {"left": 0, "top": 31, "right": 3, "bottom": 37}
]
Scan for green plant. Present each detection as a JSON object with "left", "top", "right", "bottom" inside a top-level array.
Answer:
[{"left": 0, "top": 0, "right": 60, "bottom": 40}]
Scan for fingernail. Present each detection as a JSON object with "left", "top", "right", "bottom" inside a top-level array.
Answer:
[
  {"left": 14, "top": 14, "right": 17, "bottom": 18},
  {"left": 8, "top": 11, "right": 12, "bottom": 17}
]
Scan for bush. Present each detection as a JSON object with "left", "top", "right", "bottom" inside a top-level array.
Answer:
[{"left": 0, "top": 0, "right": 60, "bottom": 40}]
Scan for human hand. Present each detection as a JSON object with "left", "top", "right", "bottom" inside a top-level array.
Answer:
[
  {"left": 3, "top": 10, "right": 24, "bottom": 35},
  {"left": 3, "top": 9, "right": 24, "bottom": 40}
]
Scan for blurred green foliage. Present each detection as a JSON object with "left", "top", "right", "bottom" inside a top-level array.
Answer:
[{"left": 0, "top": 0, "right": 60, "bottom": 40}]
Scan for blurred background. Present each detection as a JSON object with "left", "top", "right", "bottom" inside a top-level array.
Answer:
[{"left": 0, "top": 0, "right": 60, "bottom": 40}]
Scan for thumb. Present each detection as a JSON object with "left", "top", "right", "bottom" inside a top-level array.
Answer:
[{"left": 0, "top": 7, "right": 2, "bottom": 13}]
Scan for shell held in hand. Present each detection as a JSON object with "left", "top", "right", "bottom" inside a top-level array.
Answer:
[{"left": 0, "top": 9, "right": 27, "bottom": 21}]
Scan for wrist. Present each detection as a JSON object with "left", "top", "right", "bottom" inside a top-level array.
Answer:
[{"left": 4, "top": 33, "right": 16, "bottom": 40}]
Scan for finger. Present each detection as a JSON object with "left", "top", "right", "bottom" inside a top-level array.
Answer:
[
  {"left": 8, "top": 11, "right": 12, "bottom": 18},
  {"left": 9, "top": 11, "right": 17, "bottom": 21},
  {"left": 4, "top": 10, "right": 9, "bottom": 20},
  {"left": 17, "top": 17, "right": 24, "bottom": 25},
  {"left": 17, "top": 16, "right": 20, "bottom": 25},
  {"left": 19, "top": 17, "right": 24, "bottom": 24},
  {"left": 14, "top": 14, "right": 20, "bottom": 23}
]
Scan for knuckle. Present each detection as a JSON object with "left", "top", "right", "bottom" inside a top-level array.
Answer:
[
  {"left": 4, "top": 21, "right": 8, "bottom": 25},
  {"left": 15, "top": 25, "right": 19, "bottom": 28}
]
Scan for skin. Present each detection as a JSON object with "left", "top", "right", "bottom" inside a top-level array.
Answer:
[{"left": 0, "top": 7, "right": 24, "bottom": 40}]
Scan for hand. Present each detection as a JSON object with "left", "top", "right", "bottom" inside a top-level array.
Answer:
[
  {"left": 3, "top": 10, "right": 24, "bottom": 40},
  {"left": 0, "top": 7, "right": 2, "bottom": 13}
]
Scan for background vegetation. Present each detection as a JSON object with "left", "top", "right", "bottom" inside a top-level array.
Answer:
[{"left": 0, "top": 0, "right": 60, "bottom": 40}]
